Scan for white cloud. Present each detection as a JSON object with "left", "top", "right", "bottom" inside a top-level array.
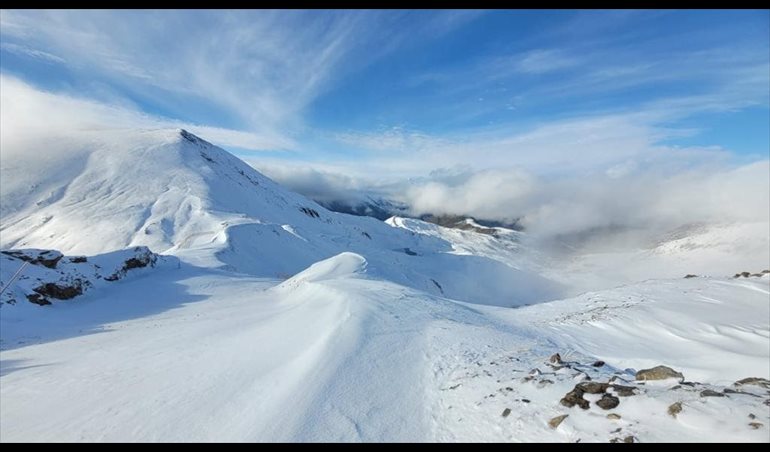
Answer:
[
  {"left": 0, "top": 74, "right": 290, "bottom": 152},
  {"left": 0, "top": 42, "right": 65, "bottom": 64}
]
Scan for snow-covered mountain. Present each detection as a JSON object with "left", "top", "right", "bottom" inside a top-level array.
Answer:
[
  {"left": 0, "top": 128, "right": 561, "bottom": 307},
  {"left": 1, "top": 128, "right": 768, "bottom": 442}
]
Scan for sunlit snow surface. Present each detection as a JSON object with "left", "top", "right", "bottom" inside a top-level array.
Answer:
[{"left": 1, "top": 129, "right": 768, "bottom": 442}]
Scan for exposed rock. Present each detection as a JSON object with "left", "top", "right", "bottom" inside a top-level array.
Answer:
[
  {"left": 610, "top": 384, "right": 638, "bottom": 397},
  {"left": 740, "top": 271, "right": 751, "bottom": 278},
  {"left": 592, "top": 360, "right": 605, "bottom": 367},
  {"left": 749, "top": 413, "right": 756, "bottom": 420},
  {"left": 529, "top": 368, "right": 542, "bottom": 376},
  {"left": 700, "top": 389, "right": 725, "bottom": 398},
  {"left": 607, "top": 413, "right": 622, "bottom": 420},
  {"left": 560, "top": 388, "right": 589, "bottom": 410},
  {"left": 749, "top": 422, "right": 763, "bottom": 429},
  {"left": 33, "top": 281, "right": 83, "bottom": 300},
  {"left": 69, "top": 256, "right": 87, "bottom": 263},
  {"left": 576, "top": 381, "right": 609, "bottom": 394},
  {"left": 623, "top": 436, "right": 637, "bottom": 443},
  {"left": 734, "top": 377, "right": 770, "bottom": 389},
  {"left": 537, "top": 379, "right": 554, "bottom": 388},
  {"left": 762, "top": 270, "right": 770, "bottom": 274},
  {"left": 25, "top": 293, "right": 51, "bottom": 306},
  {"left": 723, "top": 388, "right": 760, "bottom": 397},
  {"left": 684, "top": 274, "right": 698, "bottom": 278},
  {"left": 635, "top": 365, "right": 684, "bottom": 381},
  {"left": 104, "top": 247, "right": 157, "bottom": 281},
  {"left": 521, "top": 399, "right": 530, "bottom": 403},
  {"left": 596, "top": 394, "right": 620, "bottom": 410},
  {"left": 2, "top": 249, "right": 63, "bottom": 269},
  {"left": 548, "top": 414, "right": 569, "bottom": 429},
  {"left": 501, "top": 408, "right": 511, "bottom": 417},
  {"left": 549, "top": 353, "right": 562, "bottom": 364},
  {"left": 668, "top": 402, "right": 683, "bottom": 418}
]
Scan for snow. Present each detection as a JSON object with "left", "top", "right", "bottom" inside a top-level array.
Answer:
[{"left": 1, "top": 128, "right": 768, "bottom": 442}]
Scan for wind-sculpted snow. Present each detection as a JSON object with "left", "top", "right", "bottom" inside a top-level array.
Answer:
[{"left": 1, "top": 128, "right": 768, "bottom": 442}]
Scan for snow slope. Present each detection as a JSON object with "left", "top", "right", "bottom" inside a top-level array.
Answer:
[
  {"left": 1, "top": 253, "right": 767, "bottom": 442},
  {"left": 0, "top": 128, "right": 561, "bottom": 307},
  {"left": 1, "top": 128, "right": 768, "bottom": 442}
]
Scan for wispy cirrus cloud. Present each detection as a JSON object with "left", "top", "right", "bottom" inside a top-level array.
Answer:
[{"left": 0, "top": 42, "right": 65, "bottom": 64}]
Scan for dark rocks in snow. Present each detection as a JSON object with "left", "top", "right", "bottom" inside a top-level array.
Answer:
[
  {"left": 576, "top": 381, "right": 610, "bottom": 394},
  {"left": 549, "top": 353, "right": 562, "bottom": 364},
  {"left": 684, "top": 274, "right": 698, "bottom": 278},
  {"left": 33, "top": 281, "right": 83, "bottom": 300},
  {"left": 592, "top": 360, "right": 605, "bottom": 367},
  {"left": 700, "top": 389, "right": 725, "bottom": 398},
  {"left": 2, "top": 249, "right": 63, "bottom": 269},
  {"left": 609, "top": 384, "right": 637, "bottom": 397},
  {"left": 607, "top": 413, "right": 622, "bottom": 420},
  {"left": 26, "top": 293, "right": 51, "bottom": 306},
  {"left": 635, "top": 365, "right": 684, "bottom": 382},
  {"left": 69, "top": 256, "right": 87, "bottom": 263},
  {"left": 548, "top": 414, "right": 569, "bottom": 429},
  {"left": 734, "top": 377, "right": 770, "bottom": 389},
  {"left": 560, "top": 387, "right": 589, "bottom": 410},
  {"left": 667, "top": 401, "right": 683, "bottom": 418},
  {"left": 299, "top": 207, "right": 320, "bottom": 218},
  {"left": 105, "top": 247, "right": 157, "bottom": 281},
  {"left": 501, "top": 408, "right": 511, "bottom": 417},
  {"left": 748, "top": 422, "right": 764, "bottom": 430},
  {"left": 596, "top": 394, "right": 620, "bottom": 410}
]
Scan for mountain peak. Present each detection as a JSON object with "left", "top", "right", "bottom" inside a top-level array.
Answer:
[{"left": 178, "top": 128, "right": 212, "bottom": 148}]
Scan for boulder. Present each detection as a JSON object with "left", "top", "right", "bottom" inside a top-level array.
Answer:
[
  {"left": 548, "top": 414, "right": 568, "bottom": 429},
  {"left": 700, "top": 389, "right": 725, "bottom": 398},
  {"left": 576, "top": 381, "right": 609, "bottom": 394},
  {"left": 734, "top": 377, "right": 770, "bottom": 389},
  {"left": 596, "top": 394, "right": 620, "bottom": 410},
  {"left": 635, "top": 365, "right": 684, "bottom": 381},
  {"left": 560, "top": 388, "right": 589, "bottom": 410},
  {"left": 667, "top": 402, "right": 683, "bottom": 418}
]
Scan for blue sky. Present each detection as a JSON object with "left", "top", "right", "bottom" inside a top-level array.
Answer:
[{"left": 1, "top": 9, "right": 768, "bottom": 180}]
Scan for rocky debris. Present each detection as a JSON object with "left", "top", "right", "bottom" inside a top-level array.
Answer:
[
  {"left": 734, "top": 377, "right": 770, "bottom": 389},
  {"left": 762, "top": 270, "right": 770, "bottom": 274},
  {"left": 529, "top": 368, "right": 542, "bottom": 376},
  {"left": 560, "top": 387, "right": 589, "bottom": 410},
  {"left": 2, "top": 249, "right": 63, "bottom": 269},
  {"left": 299, "top": 206, "right": 320, "bottom": 218},
  {"left": 635, "top": 365, "right": 684, "bottom": 382},
  {"left": 610, "top": 384, "right": 637, "bottom": 397},
  {"left": 501, "top": 408, "right": 511, "bottom": 417},
  {"left": 722, "top": 388, "right": 760, "bottom": 397},
  {"left": 104, "top": 247, "right": 157, "bottom": 281},
  {"left": 749, "top": 422, "right": 763, "bottom": 430},
  {"left": 684, "top": 274, "right": 698, "bottom": 278},
  {"left": 520, "top": 399, "right": 530, "bottom": 403},
  {"left": 25, "top": 293, "right": 51, "bottom": 306},
  {"left": 69, "top": 256, "right": 88, "bottom": 263},
  {"left": 667, "top": 402, "right": 683, "bottom": 418},
  {"left": 549, "top": 353, "right": 562, "bottom": 364},
  {"left": 536, "top": 379, "right": 554, "bottom": 388},
  {"left": 576, "top": 381, "right": 610, "bottom": 394},
  {"left": 612, "top": 436, "right": 637, "bottom": 443},
  {"left": 765, "top": 399, "right": 770, "bottom": 407},
  {"left": 32, "top": 281, "right": 83, "bottom": 300},
  {"left": 596, "top": 394, "right": 620, "bottom": 410},
  {"left": 700, "top": 389, "right": 725, "bottom": 397},
  {"left": 548, "top": 414, "right": 569, "bottom": 429},
  {"left": 592, "top": 360, "right": 605, "bottom": 367},
  {"left": 607, "top": 413, "right": 622, "bottom": 420},
  {"left": 749, "top": 413, "right": 756, "bottom": 420}
]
